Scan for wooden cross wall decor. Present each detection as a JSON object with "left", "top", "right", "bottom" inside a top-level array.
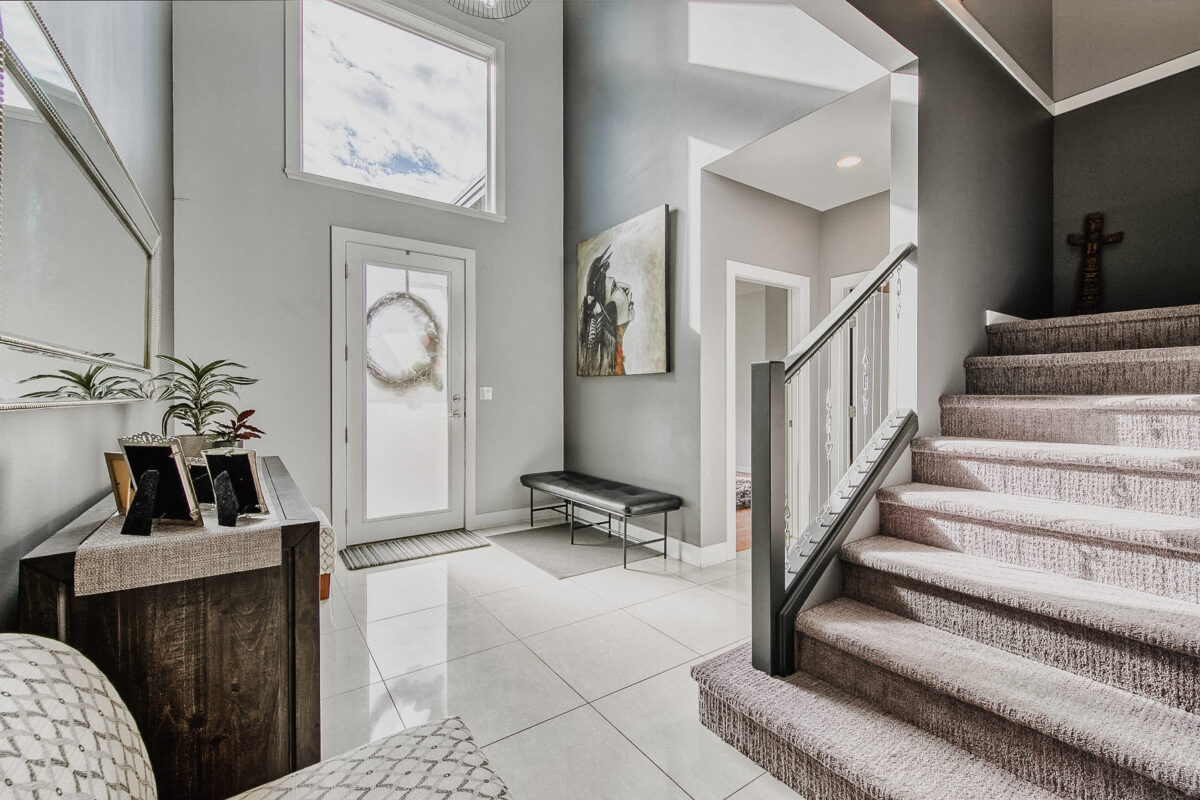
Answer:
[{"left": 1068, "top": 211, "right": 1124, "bottom": 315}]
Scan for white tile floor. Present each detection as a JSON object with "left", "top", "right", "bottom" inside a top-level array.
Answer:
[{"left": 319, "top": 537, "right": 805, "bottom": 800}]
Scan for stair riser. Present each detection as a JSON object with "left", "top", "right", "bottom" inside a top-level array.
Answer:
[
  {"left": 988, "top": 316, "right": 1200, "bottom": 356},
  {"left": 697, "top": 690, "right": 875, "bottom": 800},
  {"left": 798, "top": 637, "right": 1184, "bottom": 800},
  {"left": 940, "top": 405, "right": 1200, "bottom": 449},
  {"left": 966, "top": 359, "right": 1200, "bottom": 395},
  {"left": 843, "top": 564, "right": 1200, "bottom": 713},
  {"left": 878, "top": 502, "right": 1200, "bottom": 604},
  {"left": 912, "top": 450, "right": 1200, "bottom": 517}
]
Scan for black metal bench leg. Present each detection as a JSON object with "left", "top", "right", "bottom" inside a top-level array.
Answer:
[
  {"left": 663, "top": 511, "right": 669, "bottom": 560},
  {"left": 622, "top": 516, "right": 629, "bottom": 568},
  {"left": 606, "top": 513, "right": 612, "bottom": 537},
  {"left": 569, "top": 501, "right": 575, "bottom": 545},
  {"left": 530, "top": 488, "right": 534, "bottom": 527}
]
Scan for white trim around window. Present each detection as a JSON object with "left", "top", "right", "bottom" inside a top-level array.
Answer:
[{"left": 284, "top": 0, "right": 506, "bottom": 221}]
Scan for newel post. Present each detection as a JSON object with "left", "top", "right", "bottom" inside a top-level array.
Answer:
[{"left": 750, "top": 360, "right": 787, "bottom": 675}]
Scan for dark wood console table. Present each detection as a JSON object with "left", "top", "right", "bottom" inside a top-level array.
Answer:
[{"left": 18, "top": 456, "right": 320, "bottom": 800}]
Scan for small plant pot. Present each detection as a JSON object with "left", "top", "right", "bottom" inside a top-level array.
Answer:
[
  {"left": 212, "top": 439, "right": 242, "bottom": 450},
  {"left": 176, "top": 433, "right": 217, "bottom": 460}
]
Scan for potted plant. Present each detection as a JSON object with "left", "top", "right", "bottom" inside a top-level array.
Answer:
[
  {"left": 212, "top": 409, "right": 265, "bottom": 448},
  {"left": 19, "top": 354, "right": 151, "bottom": 401},
  {"left": 155, "top": 356, "right": 258, "bottom": 458}
]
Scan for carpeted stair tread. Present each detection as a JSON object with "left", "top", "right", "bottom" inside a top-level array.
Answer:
[
  {"left": 912, "top": 435, "right": 1200, "bottom": 475},
  {"left": 690, "top": 644, "right": 1065, "bottom": 800},
  {"left": 967, "top": 346, "right": 1200, "bottom": 371},
  {"left": 940, "top": 394, "right": 1200, "bottom": 448},
  {"left": 840, "top": 536, "right": 1200, "bottom": 657},
  {"left": 987, "top": 304, "right": 1200, "bottom": 355},
  {"left": 965, "top": 346, "right": 1200, "bottom": 395},
  {"left": 796, "top": 599, "right": 1200, "bottom": 794},
  {"left": 878, "top": 482, "right": 1200, "bottom": 557},
  {"left": 941, "top": 393, "right": 1200, "bottom": 414}
]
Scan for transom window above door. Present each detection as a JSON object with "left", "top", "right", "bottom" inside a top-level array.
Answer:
[{"left": 286, "top": 0, "right": 503, "bottom": 218}]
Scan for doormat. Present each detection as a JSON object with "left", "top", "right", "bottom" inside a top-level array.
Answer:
[{"left": 340, "top": 529, "right": 489, "bottom": 570}]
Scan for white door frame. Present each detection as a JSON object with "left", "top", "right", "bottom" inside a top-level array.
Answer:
[
  {"left": 331, "top": 227, "right": 477, "bottom": 549},
  {"left": 725, "top": 261, "right": 810, "bottom": 557}
]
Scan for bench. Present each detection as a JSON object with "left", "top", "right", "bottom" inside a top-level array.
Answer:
[{"left": 520, "top": 470, "right": 683, "bottom": 567}]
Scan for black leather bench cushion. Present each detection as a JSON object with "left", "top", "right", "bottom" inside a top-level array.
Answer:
[{"left": 521, "top": 471, "right": 682, "bottom": 517}]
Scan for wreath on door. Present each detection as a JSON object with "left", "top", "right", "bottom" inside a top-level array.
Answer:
[{"left": 364, "top": 292, "right": 444, "bottom": 392}]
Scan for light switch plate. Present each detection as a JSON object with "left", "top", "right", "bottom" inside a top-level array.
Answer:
[{"left": 479, "top": 386, "right": 493, "bottom": 400}]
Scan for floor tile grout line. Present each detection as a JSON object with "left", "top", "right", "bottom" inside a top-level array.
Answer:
[{"left": 587, "top": 701, "right": 700, "bottom": 800}]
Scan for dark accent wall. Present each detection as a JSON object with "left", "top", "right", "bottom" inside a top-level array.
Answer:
[
  {"left": 845, "top": 0, "right": 1053, "bottom": 430},
  {"left": 1053, "top": 66, "right": 1200, "bottom": 315},
  {"left": 0, "top": 1, "right": 173, "bottom": 629},
  {"left": 562, "top": 0, "right": 853, "bottom": 548}
]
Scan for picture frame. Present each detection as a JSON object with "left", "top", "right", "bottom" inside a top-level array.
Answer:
[
  {"left": 576, "top": 205, "right": 670, "bottom": 377},
  {"left": 202, "top": 448, "right": 267, "bottom": 515},
  {"left": 104, "top": 452, "right": 134, "bottom": 514},
  {"left": 118, "top": 433, "right": 202, "bottom": 526}
]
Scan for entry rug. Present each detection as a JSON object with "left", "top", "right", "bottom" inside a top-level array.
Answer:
[
  {"left": 340, "top": 529, "right": 489, "bottom": 570},
  {"left": 75, "top": 499, "right": 282, "bottom": 596}
]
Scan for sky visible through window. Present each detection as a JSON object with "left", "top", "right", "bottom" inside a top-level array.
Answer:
[{"left": 302, "top": 0, "right": 488, "bottom": 206}]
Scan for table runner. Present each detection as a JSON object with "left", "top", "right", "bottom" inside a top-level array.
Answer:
[{"left": 75, "top": 498, "right": 283, "bottom": 596}]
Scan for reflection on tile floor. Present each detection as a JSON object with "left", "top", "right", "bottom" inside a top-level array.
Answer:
[{"left": 321, "top": 539, "right": 802, "bottom": 800}]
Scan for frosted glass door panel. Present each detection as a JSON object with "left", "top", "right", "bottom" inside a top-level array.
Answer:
[
  {"left": 345, "top": 242, "right": 465, "bottom": 544},
  {"left": 364, "top": 265, "right": 450, "bottom": 520}
]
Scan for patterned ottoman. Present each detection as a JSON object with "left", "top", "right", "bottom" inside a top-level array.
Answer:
[
  {"left": 233, "top": 717, "right": 509, "bottom": 799},
  {"left": 315, "top": 508, "right": 338, "bottom": 601},
  {"left": 1, "top": 634, "right": 509, "bottom": 799}
]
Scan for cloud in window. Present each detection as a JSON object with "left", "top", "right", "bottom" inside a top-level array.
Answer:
[{"left": 302, "top": 0, "right": 487, "bottom": 205}]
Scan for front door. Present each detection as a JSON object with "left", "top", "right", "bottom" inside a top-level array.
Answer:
[{"left": 345, "top": 242, "right": 466, "bottom": 544}]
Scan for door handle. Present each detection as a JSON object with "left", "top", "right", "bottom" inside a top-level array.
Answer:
[{"left": 450, "top": 410, "right": 463, "bottom": 419}]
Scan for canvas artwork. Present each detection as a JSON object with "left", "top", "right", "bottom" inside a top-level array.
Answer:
[{"left": 576, "top": 205, "right": 669, "bottom": 376}]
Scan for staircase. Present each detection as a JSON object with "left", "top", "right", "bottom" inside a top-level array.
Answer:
[{"left": 695, "top": 305, "right": 1200, "bottom": 800}]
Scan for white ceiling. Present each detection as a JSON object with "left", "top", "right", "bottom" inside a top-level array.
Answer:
[
  {"left": 704, "top": 76, "right": 891, "bottom": 212},
  {"left": 687, "top": 1, "right": 889, "bottom": 92}
]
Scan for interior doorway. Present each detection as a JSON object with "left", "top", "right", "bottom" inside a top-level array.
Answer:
[
  {"left": 726, "top": 262, "right": 810, "bottom": 554},
  {"left": 331, "top": 228, "right": 476, "bottom": 547}
]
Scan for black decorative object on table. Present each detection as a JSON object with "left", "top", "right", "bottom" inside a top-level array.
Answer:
[
  {"left": 203, "top": 448, "right": 266, "bottom": 514},
  {"left": 120, "top": 470, "right": 158, "bottom": 536},
  {"left": 213, "top": 471, "right": 239, "bottom": 527},
  {"left": 118, "top": 433, "right": 202, "bottom": 526}
]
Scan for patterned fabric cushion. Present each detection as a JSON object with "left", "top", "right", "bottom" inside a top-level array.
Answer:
[
  {"left": 232, "top": 716, "right": 508, "bottom": 799},
  {"left": 0, "top": 634, "right": 156, "bottom": 800},
  {"left": 314, "top": 509, "right": 338, "bottom": 575}
]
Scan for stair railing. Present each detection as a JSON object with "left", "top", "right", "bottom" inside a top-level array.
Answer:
[{"left": 751, "top": 242, "right": 919, "bottom": 676}]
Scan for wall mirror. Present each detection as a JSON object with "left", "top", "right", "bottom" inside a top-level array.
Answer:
[{"left": 0, "top": 0, "right": 162, "bottom": 409}]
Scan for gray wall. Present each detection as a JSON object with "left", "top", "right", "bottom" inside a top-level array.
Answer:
[
  {"left": 563, "top": 0, "right": 856, "bottom": 550},
  {"left": 0, "top": 0, "right": 173, "bottom": 628},
  {"left": 847, "top": 0, "right": 1053, "bottom": 432},
  {"left": 734, "top": 289, "right": 766, "bottom": 472},
  {"left": 172, "top": 0, "right": 564, "bottom": 520},
  {"left": 733, "top": 285, "right": 788, "bottom": 471},
  {"left": 818, "top": 190, "right": 892, "bottom": 316},
  {"left": 1053, "top": 66, "right": 1200, "bottom": 315}
]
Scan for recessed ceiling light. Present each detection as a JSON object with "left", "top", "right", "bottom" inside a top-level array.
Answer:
[{"left": 836, "top": 155, "right": 862, "bottom": 169}]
